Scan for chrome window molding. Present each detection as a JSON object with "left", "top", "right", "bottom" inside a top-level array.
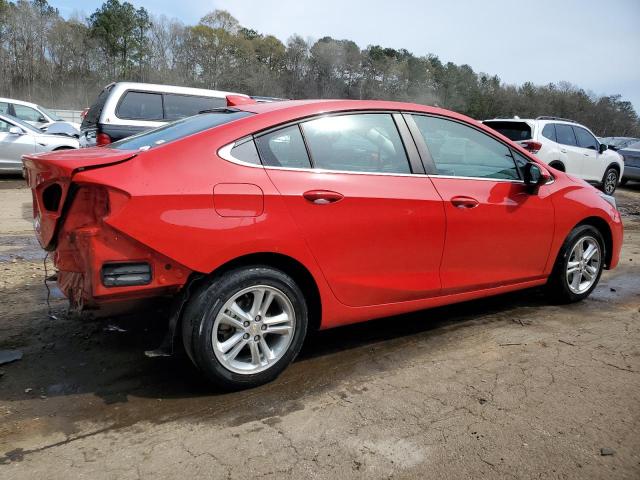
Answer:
[{"left": 218, "top": 141, "right": 531, "bottom": 182}]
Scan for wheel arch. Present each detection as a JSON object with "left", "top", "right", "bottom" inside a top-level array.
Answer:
[
  {"left": 575, "top": 216, "right": 613, "bottom": 268},
  {"left": 548, "top": 160, "right": 565, "bottom": 172},
  {"left": 207, "top": 252, "right": 322, "bottom": 333}
]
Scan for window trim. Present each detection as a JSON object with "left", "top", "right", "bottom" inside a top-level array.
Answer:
[
  {"left": 406, "top": 112, "right": 524, "bottom": 182},
  {"left": 218, "top": 109, "right": 538, "bottom": 183}
]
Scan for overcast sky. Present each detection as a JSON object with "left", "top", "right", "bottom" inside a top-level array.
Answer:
[{"left": 56, "top": 0, "right": 640, "bottom": 111}]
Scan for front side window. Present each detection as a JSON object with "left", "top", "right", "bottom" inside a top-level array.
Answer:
[
  {"left": 301, "top": 113, "right": 411, "bottom": 174},
  {"left": 255, "top": 125, "right": 311, "bottom": 169},
  {"left": 164, "top": 94, "right": 226, "bottom": 121},
  {"left": 573, "top": 126, "right": 598, "bottom": 150},
  {"left": 13, "top": 104, "right": 42, "bottom": 122},
  {"left": 0, "top": 119, "right": 11, "bottom": 133},
  {"left": 0, "top": 102, "right": 10, "bottom": 115},
  {"left": 117, "top": 91, "right": 163, "bottom": 120},
  {"left": 554, "top": 124, "right": 577, "bottom": 146},
  {"left": 411, "top": 115, "right": 519, "bottom": 180},
  {"left": 110, "top": 111, "right": 252, "bottom": 151}
]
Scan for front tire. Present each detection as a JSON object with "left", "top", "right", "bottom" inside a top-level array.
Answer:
[
  {"left": 600, "top": 167, "right": 619, "bottom": 195},
  {"left": 546, "top": 225, "right": 605, "bottom": 303},
  {"left": 181, "top": 266, "right": 308, "bottom": 390}
]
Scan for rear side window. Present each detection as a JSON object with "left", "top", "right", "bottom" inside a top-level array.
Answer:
[
  {"left": 483, "top": 121, "right": 531, "bottom": 141},
  {"left": 255, "top": 125, "right": 311, "bottom": 169},
  {"left": 573, "top": 126, "right": 598, "bottom": 150},
  {"left": 411, "top": 115, "right": 519, "bottom": 180},
  {"left": 301, "top": 113, "right": 411, "bottom": 174},
  {"left": 164, "top": 94, "right": 226, "bottom": 121},
  {"left": 541, "top": 123, "right": 556, "bottom": 142},
  {"left": 117, "top": 91, "right": 163, "bottom": 120},
  {"left": 554, "top": 124, "right": 577, "bottom": 146},
  {"left": 230, "top": 138, "right": 261, "bottom": 165},
  {"left": 110, "top": 111, "right": 252, "bottom": 151},
  {"left": 82, "top": 85, "right": 113, "bottom": 129}
]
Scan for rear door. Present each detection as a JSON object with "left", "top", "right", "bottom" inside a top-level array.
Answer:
[
  {"left": 259, "top": 112, "right": 446, "bottom": 307},
  {"left": 407, "top": 113, "right": 554, "bottom": 292},
  {"left": 554, "top": 123, "right": 585, "bottom": 177}
]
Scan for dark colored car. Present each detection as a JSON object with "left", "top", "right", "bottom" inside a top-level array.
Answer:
[{"left": 618, "top": 140, "right": 640, "bottom": 185}]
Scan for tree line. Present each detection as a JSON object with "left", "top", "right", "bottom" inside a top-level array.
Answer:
[{"left": 1, "top": 0, "right": 638, "bottom": 136}]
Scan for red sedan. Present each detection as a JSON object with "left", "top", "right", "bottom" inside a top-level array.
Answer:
[{"left": 23, "top": 98, "right": 623, "bottom": 389}]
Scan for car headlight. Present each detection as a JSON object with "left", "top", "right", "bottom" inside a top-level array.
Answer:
[{"left": 600, "top": 193, "right": 617, "bottom": 210}]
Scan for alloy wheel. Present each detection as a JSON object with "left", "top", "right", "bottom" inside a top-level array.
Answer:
[
  {"left": 604, "top": 171, "right": 618, "bottom": 195},
  {"left": 565, "top": 236, "right": 601, "bottom": 294},
  {"left": 212, "top": 285, "right": 296, "bottom": 374}
]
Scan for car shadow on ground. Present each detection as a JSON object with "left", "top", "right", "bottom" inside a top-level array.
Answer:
[{"left": 0, "top": 284, "right": 551, "bottom": 410}]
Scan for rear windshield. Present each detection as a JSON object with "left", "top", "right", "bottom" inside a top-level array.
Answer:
[
  {"left": 81, "top": 84, "right": 114, "bottom": 129},
  {"left": 483, "top": 121, "right": 532, "bottom": 141},
  {"left": 109, "top": 110, "right": 252, "bottom": 151}
]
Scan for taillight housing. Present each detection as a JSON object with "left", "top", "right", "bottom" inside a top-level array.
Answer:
[
  {"left": 96, "top": 132, "right": 111, "bottom": 146},
  {"left": 522, "top": 141, "right": 542, "bottom": 154}
]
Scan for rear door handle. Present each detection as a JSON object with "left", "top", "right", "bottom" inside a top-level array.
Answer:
[
  {"left": 303, "top": 190, "right": 344, "bottom": 205},
  {"left": 560, "top": 149, "right": 567, "bottom": 153},
  {"left": 451, "top": 196, "right": 479, "bottom": 209}
]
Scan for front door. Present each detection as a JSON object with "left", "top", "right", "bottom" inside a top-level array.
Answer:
[
  {"left": 0, "top": 119, "right": 35, "bottom": 171},
  {"left": 407, "top": 114, "right": 555, "bottom": 292},
  {"left": 257, "top": 113, "right": 446, "bottom": 307}
]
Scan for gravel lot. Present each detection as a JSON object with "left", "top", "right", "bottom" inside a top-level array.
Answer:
[{"left": 0, "top": 175, "right": 638, "bottom": 479}]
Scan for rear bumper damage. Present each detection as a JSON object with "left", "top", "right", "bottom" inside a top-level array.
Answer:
[{"left": 55, "top": 221, "right": 192, "bottom": 309}]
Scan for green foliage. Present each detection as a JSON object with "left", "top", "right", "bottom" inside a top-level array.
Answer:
[{"left": 0, "top": 2, "right": 638, "bottom": 136}]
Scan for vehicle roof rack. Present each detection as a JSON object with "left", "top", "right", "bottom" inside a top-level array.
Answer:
[{"left": 536, "top": 116, "right": 578, "bottom": 123}]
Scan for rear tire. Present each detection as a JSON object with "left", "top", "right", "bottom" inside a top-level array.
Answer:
[
  {"left": 620, "top": 178, "right": 628, "bottom": 187},
  {"left": 600, "top": 167, "right": 619, "bottom": 195},
  {"left": 546, "top": 225, "right": 605, "bottom": 303},
  {"left": 181, "top": 266, "right": 308, "bottom": 390}
]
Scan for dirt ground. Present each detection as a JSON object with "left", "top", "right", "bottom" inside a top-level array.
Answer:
[{"left": 0, "top": 175, "right": 638, "bottom": 480}]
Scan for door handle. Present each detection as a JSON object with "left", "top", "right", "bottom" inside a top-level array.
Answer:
[
  {"left": 451, "top": 196, "right": 479, "bottom": 209},
  {"left": 303, "top": 190, "right": 344, "bottom": 205},
  {"left": 560, "top": 149, "right": 567, "bottom": 153}
]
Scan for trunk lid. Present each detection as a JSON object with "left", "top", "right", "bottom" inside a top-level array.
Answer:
[{"left": 23, "top": 148, "right": 136, "bottom": 249}]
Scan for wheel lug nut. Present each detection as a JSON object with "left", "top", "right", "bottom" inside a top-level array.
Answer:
[
  {"left": 243, "top": 333, "right": 250, "bottom": 340},
  {"left": 255, "top": 315, "right": 261, "bottom": 322},
  {"left": 254, "top": 335, "right": 260, "bottom": 342},
  {"left": 243, "top": 321, "right": 250, "bottom": 327},
  {"left": 261, "top": 324, "right": 267, "bottom": 331}
]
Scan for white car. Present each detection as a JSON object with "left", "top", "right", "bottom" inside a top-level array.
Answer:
[
  {"left": 0, "top": 97, "right": 81, "bottom": 130},
  {"left": 0, "top": 113, "right": 79, "bottom": 173},
  {"left": 483, "top": 116, "right": 624, "bottom": 194}
]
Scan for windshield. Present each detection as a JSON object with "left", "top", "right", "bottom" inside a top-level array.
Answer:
[
  {"left": 2, "top": 114, "right": 43, "bottom": 134},
  {"left": 109, "top": 110, "right": 253, "bottom": 151},
  {"left": 625, "top": 141, "right": 640, "bottom": 150},
  {"left": 38, "top": 106, "right": 63, "bottom": 121},
  {"left": 483, "top": 121, "right": 532, "bottom": 141}
]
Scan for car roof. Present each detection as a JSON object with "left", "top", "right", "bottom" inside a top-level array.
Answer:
[
  {"left": 0, "top": 97, "right": 40, "bottom": 108},
  {"left": 234, "top": 99, "right": 477, "bottom": 123},
  {"left": 108, "top": 82, "right": 244, "bottom": 98}
]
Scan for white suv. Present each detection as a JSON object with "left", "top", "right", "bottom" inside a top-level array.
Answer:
[{"left": 483, "top": 116, "right": 624, "bottom": 194}]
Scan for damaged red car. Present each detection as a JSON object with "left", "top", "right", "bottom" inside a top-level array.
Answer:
[{"left": 23, "top": 98, "right": 623, "bottom": 389}]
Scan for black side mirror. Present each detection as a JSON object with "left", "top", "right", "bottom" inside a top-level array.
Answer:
[
  {"left": 38, "top": 116, "right": 47, "bottom": 123},
  {"left": 524, "top": 163, "right": 550, "bottom": 193},
  {"left": 599, "top": 143, "right": 608, "bottom": 154}
]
